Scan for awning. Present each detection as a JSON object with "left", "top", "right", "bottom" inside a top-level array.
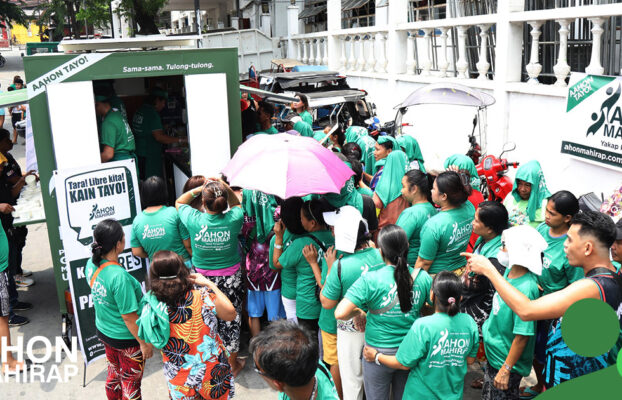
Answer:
[
  {"left": 342, "top": 0, "right": 371, "bottom": 11},
  {"left": 376, "top": 0, "right": 388, "bottom": 7},
  {"left": 299, "top": 5, "right": 327, "bottom": 19},
  {"left": 0, "top": 89, "right": 28, "bottom": 108}
]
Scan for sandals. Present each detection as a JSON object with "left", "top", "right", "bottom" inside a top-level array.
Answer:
[
  {"left": 519, "top": 386, "right": 542, "bottom": 399},
  {"left": 2, "top": 359, "right": 33, "bottom": 374}
]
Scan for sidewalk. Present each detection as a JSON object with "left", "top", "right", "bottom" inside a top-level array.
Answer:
[{"left": 1, "top": 48, "right": 493, "bottom": 399}]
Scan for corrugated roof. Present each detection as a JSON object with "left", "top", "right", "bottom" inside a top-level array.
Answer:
[{"left": 298, "top": 5, "right": 327, "bottom": 19}]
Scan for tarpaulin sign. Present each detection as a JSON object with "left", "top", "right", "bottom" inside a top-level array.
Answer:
[
  {"left": 562, "top": 73, "right": 622, "bottom": 170},
  {"left": 54, "top": 159, "right": 146, "bottom": 365}
]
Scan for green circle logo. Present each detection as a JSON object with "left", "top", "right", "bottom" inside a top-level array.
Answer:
[{"left": 561, "top": 298, "right": 619, "bottom": 357}]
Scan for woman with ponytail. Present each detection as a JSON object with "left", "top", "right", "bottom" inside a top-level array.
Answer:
[
  {"left": 335, "top": 225, "right": 432, "bottom": 400},
  {"left": 362, "top": 271, "right": 479, "bottom": 400},
  {"left": 176, "top": 177, "right": 245, "bottom": 376},
  {"left": 396, "top": 170, "right": 437, "bottom": 265},
  {"left": 415, "top": 170, "right": 475, "bottom": 276},
  {"left": 85, "top": 219, "right": 151, "bottom": 400}
]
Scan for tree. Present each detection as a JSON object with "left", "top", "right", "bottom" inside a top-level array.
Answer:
[
  {"left": 0, "top": 0, "right": 28, "bottom": 28},
  {"left": 77, "top": 0, "right": 167, "bottom": 35}
]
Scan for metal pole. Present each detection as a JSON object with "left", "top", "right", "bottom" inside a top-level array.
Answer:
[
  {"left": 194, "top": 0, "right": 203, "bottom": 48},
  {"left": 109, "top": 2, "right": 115, "bottom": 38}
]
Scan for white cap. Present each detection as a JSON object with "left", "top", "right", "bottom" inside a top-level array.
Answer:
[
  {"left": 290, "top": 116, "right": 303, "bottom": 125},
  {"left": 502, "top": 225, "right": 549, "bottom": 276},
  {"left": 323, "top": 205, "right": 367, "bottom": 254}
]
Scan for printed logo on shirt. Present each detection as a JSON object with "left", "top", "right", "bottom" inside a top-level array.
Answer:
[
  {"left": 447, "top": 220, "right": 472, "bottom": 251},
  {"left": 89, "top": 203, "right": 115, "bottom": 221},
  {"left": 91, "top": 281, "right": 110, "bottom": 306},
  {"left": 194, "top": 225, "right": 231, "bottom": 243},
  {"left": 142, "top": 224, "right": 166, "bottom": 240},
  {"left": 429, "top": 329, "right": 472, "bottom": 368},
  {"left": 542, "top": 255, "right": 552, "bottom": 269},
  {"left": 380, "top": 283, "right": 398, "bottom": 308},
  {"left": 492, "top": 293, "right": 501, "bottom": 315}
]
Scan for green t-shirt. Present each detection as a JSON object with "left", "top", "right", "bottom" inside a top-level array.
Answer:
[
  {"left": 269, "top": 230, "right": 299, "bottom": 300},
  {"left": 397, "top": 313, "right": 479, "bottom": 400},
  {"left": 482, "top": 269, "right": 540, "bottom": 376},
  {"left": 85, "top": 259, "right": 144, "bottom": 340},
  {"left": 130, "top": 206, "right": 190, "bottom": 261},
  {"left": 254, "top": 126, "right": 278, "bottom": 135},
  {"left": 504, "top": 196, "right": 546, "bottom": 228},
  {"left": 357, "top": 186, "right": 373, "bottom": 197},
  {"left": 322, "top": 248, "right": 385, "bottom": 302},
  {"left": 0, "top": 226, "right": 8, "bottom": 272},
  {"left": 178, "top": 205, "right": 243, "bottom": 270},
  {"left": 536, "top": 223, "right": 584, "bottom": 295},
  {"left": 418, "top": 202, "right": 475, "bottom": 274},
  {"left": 132, "top": 103, "right": 164, "bottom": 178},
  {"left": 345, "top": 265, "right": 432, "bottom": 347},
  {"left": 396, "top": 202, "right": 438, "bottom": 266},
  {"left": 278, "top": 362, "right": 339, "bottom": 400},
  {"left": 279, "top": 231, "right": 335, "bottom": 319},
  {"left": 101, "top": 109, "right": 135, "bottom": 160},
  {"left": 299, "top": 110, "right": 313, "bottom": 127}
]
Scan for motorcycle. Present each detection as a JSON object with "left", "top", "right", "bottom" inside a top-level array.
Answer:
[{"left": 476, "top": 142, "right": 520, "bottom": 202}]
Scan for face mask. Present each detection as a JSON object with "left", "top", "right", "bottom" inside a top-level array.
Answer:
[{"left": 497, "top": 250, "right": 509, "bottom": 268}]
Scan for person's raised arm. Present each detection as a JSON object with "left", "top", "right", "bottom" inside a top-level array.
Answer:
[
  {"left": 271, "top": 220, "right": 285, "bottom": 270},
  {"left": 176, "top": 185, "right": 203, "bottom": 210},
  {"left": 189, "top": 273, "right": 236, "bottom": 321},
  {"left": 218, "top": 178, "right": 240, "bottom": 208},
  {"left": 464, "top": 253, "right": 600, "bottom": 321},
  {"left": 303, "top": 245, "right": 323, "bottom": 287}
]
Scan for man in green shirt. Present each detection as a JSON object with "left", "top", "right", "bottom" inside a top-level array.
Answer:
[
  {"left": 96, "top": 95, "right": 136, "bottom": 163},
  {"left": 250, "top": 320, "right": 339, "bottom": 400},
  {"left": 132, "top": 89, "right": 187, "bottom": 180}
]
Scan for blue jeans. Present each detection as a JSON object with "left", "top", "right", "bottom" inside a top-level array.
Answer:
[{"left": 362, "top": 344, "right": 408, "bottom": 400}]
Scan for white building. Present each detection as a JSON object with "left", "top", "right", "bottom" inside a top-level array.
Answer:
[{"left": 285, "top": 0, "right": 622, "bottom": 200}]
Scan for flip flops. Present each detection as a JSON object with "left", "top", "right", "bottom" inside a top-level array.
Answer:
[{"left": 519, "top": 387, "right": 542, "bottom": 399}]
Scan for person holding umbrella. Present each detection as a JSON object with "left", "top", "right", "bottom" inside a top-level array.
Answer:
[{"left": 176, "top": 178, "right": 246, "bottom": 376}]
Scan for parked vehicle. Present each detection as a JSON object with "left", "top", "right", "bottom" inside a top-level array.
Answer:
[{"left": 476, "top": 142, "right": 520, "bottom": 201}]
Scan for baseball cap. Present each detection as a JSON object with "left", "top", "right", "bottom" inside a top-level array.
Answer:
[
  {"left": 501, "top": 225, "right": 549, "bottom": 276},
  {"left": 616, "top": 219, "right": 622, "bottom": 241},
  {"left": 323, "top": 205, "right": 367, "bottom": 253}
]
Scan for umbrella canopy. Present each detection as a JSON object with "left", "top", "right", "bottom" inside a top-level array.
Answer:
[
  {"left": 396, "top": 83, "right": 496, "bottom": 109},
  {"left": 222, "top": 133, "right": 354, "bottom": 199}
]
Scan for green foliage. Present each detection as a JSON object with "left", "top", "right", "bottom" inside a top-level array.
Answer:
[
  {"left": 76, "top": 0, "right": 111, "bottom": 30},
  {"left": 0, "top": 0, "right": 28, "bottom": 27}
]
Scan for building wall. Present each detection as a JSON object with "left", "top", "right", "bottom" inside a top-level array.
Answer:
[{"left": 11, "top": 23, "right": 43, "bottom": 44}]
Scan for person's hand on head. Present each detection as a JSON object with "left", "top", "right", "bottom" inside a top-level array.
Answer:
[
  {"left": 273, "top": 220, "right": 285, "bottom": 238},
  {"left": 446, "top": 165, "right": 459, "bottom": 172}
]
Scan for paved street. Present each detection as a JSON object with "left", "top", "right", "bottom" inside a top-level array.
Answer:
[{"left": 0, "top": 48, "right": 526, "bottom": 399}]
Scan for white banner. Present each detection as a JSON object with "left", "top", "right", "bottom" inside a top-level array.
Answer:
[{"left": 562, "top": 73, "right": 622, "bottom": 170}]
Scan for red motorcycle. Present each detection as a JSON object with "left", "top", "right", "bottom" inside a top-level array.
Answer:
[{"left": 476, "top": 143, "right": 519, "bottom": 202}]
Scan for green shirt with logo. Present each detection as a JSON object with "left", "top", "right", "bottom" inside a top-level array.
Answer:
[
  {"left": 322, "top": 247, "right": 385, "bottom": 302},
  {"left": 269, "top": 230, "right": 298, "bottom": 300},
  {"left": 483, "top": 269, "right": 540, "bottom": 376},
  {"left": 101, "top": 109, "right": 136, "bottom": 161},
  {"left": 397, "top": 202, "right": 438, "bottom": 265},
  {"left": 418, "top": 202, "right": 475, "bottom": 274},
  {"left": 396, "top": 312, "right": 479, "bottom": 400},
  {"left": 132, "top": 103, "right": 164, "bottom": 178},
  {"left": 536, "top": 223, "right": 584, "bottom": 295},
  {"left": 130, "top": 206, "right": 190, "bottom": 261},
  {"left": 85, "top": 259, "right": 144, "bottom": 340},
  {"left": 278, "top": 231, "right": 335, "bottom": 320},
  {"left": 0, "top": 226, "right": 8, "bottom": 272},
  {"left": 178, "top": 205, "right": 243, "bottom": 271},
  {"left": 345, "top": 265, "right": 432, "bottom": 348}
]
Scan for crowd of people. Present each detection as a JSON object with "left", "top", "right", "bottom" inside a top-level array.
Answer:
[{"left": 1, "top": 90, "right": 622, "bottom": 400}]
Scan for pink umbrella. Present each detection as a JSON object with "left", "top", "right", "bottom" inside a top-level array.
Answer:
[{"left": 222, "top": 133, "right": 354, "bottom": 198}]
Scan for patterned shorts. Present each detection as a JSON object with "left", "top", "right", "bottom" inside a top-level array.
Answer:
[
  {"left": 0, "top": 272, "right": 9, "bottom": 317},
  {"left": 211, "top": 269, "right": 244, "bottom": 354}
]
